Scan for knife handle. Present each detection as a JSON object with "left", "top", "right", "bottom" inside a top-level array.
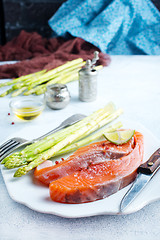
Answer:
[{"left": 138, "top": 148, "right": 160, "bottom": 175}]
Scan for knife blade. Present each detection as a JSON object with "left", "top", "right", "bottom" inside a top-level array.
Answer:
[{"left": 120, "top": 148, "right": 160, "bottom": 212}]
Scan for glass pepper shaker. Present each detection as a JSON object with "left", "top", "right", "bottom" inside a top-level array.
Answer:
[
  {"left": 45, "top": 84, "right": 70, "bottom": 110},
  {"left": 79, "top": 51, "right": 99, "bottom": 102}
]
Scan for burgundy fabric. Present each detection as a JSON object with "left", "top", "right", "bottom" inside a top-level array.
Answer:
[{"left": 0, "top": 30, "right": 111, "bottom": 79}]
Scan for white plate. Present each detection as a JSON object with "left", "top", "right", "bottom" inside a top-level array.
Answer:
[{"left": 1, "top": 119, "right": 160, "bottom": 218}]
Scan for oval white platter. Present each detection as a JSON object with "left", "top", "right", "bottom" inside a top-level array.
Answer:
[{"left": 1, "top": 119, "right": 160, "bottom": 218}]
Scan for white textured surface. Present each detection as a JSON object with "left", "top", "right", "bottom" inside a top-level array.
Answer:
[{"left": 1, "top": 56, "right": 160, "bottom": 239}]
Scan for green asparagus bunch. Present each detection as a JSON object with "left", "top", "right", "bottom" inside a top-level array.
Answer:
[
  {"left": 0, "top": 58, "right": 86, "bottom": 97},
  {"left": 1, "top": 102, "right": 123, "bottom": 177}
]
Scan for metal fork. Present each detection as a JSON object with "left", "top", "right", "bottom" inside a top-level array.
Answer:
[{"left": 0, "top": 114, "right": 86, "bottom": 161}]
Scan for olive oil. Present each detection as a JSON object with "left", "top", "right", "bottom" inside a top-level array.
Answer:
[{"left": 15, "top": 107, "right": 42, "bottom": 120}]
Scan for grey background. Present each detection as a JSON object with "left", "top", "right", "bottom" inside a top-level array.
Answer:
[{"left": 0, "top": 0, "right": 66, "bottom": 44}]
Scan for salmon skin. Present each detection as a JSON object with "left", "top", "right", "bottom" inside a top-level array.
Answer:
[
  {"left": 34, "top": 138, "right": 135, "bottom": 185},
  {"left": 34, "top": 131, "right": 144, "bottom": 204}
]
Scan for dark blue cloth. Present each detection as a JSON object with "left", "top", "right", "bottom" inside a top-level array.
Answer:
[{"left": 48, "top": 0, "right": 160, "bottom": 55}]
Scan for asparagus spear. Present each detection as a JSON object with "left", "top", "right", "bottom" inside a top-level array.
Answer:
[
  {"left": 11, "top": 87, "right": 28, "bottom": 97},
  {"left": 35, "top": 71, "right": 79, "bottom": 95},
  {"left": 4, "top": 155, "right": 38, "bottom": 169},
  {"left": 4, "top": 156, "right": 31, "bottom": 169},
  {"left": 23, "top": 86, "right": 42, "bottom": 96},
  {"left": 1, "top": 152, "right": 20, "bottom": 164},
  {"left": 27, "top": 58, "right": 83, "bottom": 90},
  {"left": 0, "top": 87, "right": 14, "bottom": 97},
  {"left": 21, "top": 102, "right": 115, "bottom": 157},
  {"left": 54, "top": 121, "right": 123, "bottom": 157},
  {"left": 0, "top": 85, "right": 27, "bottom": 97},
  {"left": 23, "top": 61, "right": 84, "bottom": 93},
  {"left": 26, "top": 68, "right": 81, "bottom": 96},
  {"left": 21, "top": 111, "right": 108, "bottom": 158},
  {"left": 12, "top": 71, "right": 48, "bottom": 90},
  {"left": 0, "top": 70, "right": 46, "bottom": 88},
  {"left": 34, "top": 86, "right": 46, "bottom": 95},
  {"left": 14, "top": 109, "right": 123, "bottom": 176}
]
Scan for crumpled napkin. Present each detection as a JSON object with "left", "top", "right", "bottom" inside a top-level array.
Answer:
[{"left": 48, "top": 0, "right": 160, "bottom": 55}]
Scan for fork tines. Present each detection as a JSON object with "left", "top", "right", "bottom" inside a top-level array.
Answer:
[{"left": 0, "top": 139, "right": 20, "bottom": 160}]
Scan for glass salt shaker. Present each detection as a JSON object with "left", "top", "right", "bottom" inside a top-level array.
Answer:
[
  {"left": 45, "top": 84, "right": 70, "bottom": 110},
  {"left": 79, "top": 51, "right": 99, "bottom": 102}
]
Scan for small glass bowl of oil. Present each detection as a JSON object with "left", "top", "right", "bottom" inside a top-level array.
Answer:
[{"left": 9, "top": 98, "right": 45, "bottom": 120}]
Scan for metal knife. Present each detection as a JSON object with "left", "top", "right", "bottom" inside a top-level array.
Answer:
[{"left": 120, "top": 148, "right": 160, "bottom": 212}]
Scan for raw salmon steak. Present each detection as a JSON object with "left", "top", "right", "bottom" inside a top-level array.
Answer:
[{"left": 35, "top": 131, "right": 144, "bottom": 204}]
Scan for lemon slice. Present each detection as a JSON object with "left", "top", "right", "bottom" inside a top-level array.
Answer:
[{"left": 103, "top": 129, "right": 135, "bottom": 145}]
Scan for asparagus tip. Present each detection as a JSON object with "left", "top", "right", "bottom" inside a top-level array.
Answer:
[{"left": 14, "top": 167, "right": 27, "bottom": 177}]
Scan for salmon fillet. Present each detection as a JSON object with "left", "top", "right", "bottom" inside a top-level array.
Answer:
[
  {"left": 49, "top": 131, "right": 144, "bottom": 203},
  {"left": 34, "top": 138, "right": 135, "bottom": 185}
]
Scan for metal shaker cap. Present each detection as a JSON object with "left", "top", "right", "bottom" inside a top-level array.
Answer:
[{"left": 79, "top": 51, "right": 99, "bottom": 75}]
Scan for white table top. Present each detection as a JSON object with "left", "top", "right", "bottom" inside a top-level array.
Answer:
[{"left": 0, "top": 56, "right": 160, "bottom": 240}]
